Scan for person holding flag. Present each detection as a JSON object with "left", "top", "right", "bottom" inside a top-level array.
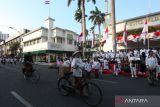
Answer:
[{"left": 140, "top": 19, "right": 148, "bottom": 46}]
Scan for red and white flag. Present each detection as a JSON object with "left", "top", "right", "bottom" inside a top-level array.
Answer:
[
  {"left": 100, "top": 26, "right": 108, "bottom": 43},
  {"left": 140, "top": 19, "right": 148, "bottom": 45},
  {"left": 91, "top": 30, "right": 95, "bottom": 48},
  {"left": 77, "top": 32, "right": 83, "bottom": 43},
  {"left": 153, "top": 31, "right": 160, "bottom": 38},
  {"left": 131, "top": 34, "right": 140, "bottom": 42},
  {"left": 45, "top": 0, "right": 50, "bottom": 4},
  {"left": 122, "top": 23, "right": 127, "bottom": 46}
]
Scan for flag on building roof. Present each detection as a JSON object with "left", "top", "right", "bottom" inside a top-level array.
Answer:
[
  {"left": 45, "top": 0, "right": 50, "bottom": 4},
  {"left": 140, "top": 19, "right": 148, "bottom": 45},
  {"left": 91, "top": 30, "right": 95, "bottom": 48},
  {"left": 100, "top": 26, "right": 108, "bottom": 43},
  {"left": 122, "top": 23, "right": 127, "bottom": 46}
]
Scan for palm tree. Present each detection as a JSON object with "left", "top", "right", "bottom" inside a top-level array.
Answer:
[
  {"left": 67, "top": 0, "right": 96, "bottom": 58},
  {"left": 74, "top": 9, "right": 87, "bottom": 33},
  {"left": 89, "top": 6, "right": 105, "bottom": 50}
]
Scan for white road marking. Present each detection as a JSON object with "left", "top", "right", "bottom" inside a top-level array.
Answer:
[
  {"left": 92, "top": 79, "right": 117, "bottom": 84},
  {"left": 11, "top": 91, "right": 34, "bottom": 107}
]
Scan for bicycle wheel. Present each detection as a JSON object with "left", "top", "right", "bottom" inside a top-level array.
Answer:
[
  {"left": 81, "top": 82, "right": 103, "bottom": 106},
  {"left": 58, "top": 77, "right": 71, "bottom": 96},
  {"left": 31, "top": 70, "right": 40, "bottom": 84}
]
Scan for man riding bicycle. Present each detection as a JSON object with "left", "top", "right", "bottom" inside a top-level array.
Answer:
[
  {"left": 71, "top": 51, "right": 84, "bottom": 92},
  {"left": 146, "top": 50, "right": 158, "bottom": 85},
  {"left": 22, "top": 52, "right": 34, "bottom": 77}
]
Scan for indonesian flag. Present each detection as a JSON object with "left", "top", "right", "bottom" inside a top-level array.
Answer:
[
  {"left": 153, "top": 31, "right": 160, "bottom": 38},
  {"left": 122, "top": 23, "right": 127, "bottom": 46},
  {"left": 100, "top": 26, "right": 108, "bottom": 43},
  {"left": 77, "top": 32, "right": 83, "bottom": 43},
  {"left": 45, "top": 0, "right": 50, "bottom": 4},
  {"left": 140, "top": 19, "right": 148, "bottom": 45},
  {"left": 131, "top": 34, "right": 140, "bottom": 42},
  {"left": 151, "top": 31, "right": 160, "bottom": 40},
  {"left": 91, "top": 30, "right": 95, "bottom": 48}
]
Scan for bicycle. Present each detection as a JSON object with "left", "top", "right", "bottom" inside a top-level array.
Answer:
[
  {"left": 57, "top": 71, "right": 103, "bottom": 106},
  {"left": 22, "top": 64, "right": 40, "bottom": 84}
]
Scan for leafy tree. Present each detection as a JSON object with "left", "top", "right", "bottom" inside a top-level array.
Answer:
[
  {"left": 9, "top": 42, "right": 20, "bottom": 56},
  {"left": 67, "top": 0, "right": 96, "bottom": 57}
]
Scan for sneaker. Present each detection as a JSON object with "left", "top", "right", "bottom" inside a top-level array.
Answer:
[{"left": 131, "top": 75, "right": 134, "bottom": 78}]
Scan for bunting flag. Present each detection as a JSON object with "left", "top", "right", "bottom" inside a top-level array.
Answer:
[
  {"left": 140, "top": 19, "right": 148, "bottom": 45},
  {"left": 100, "top": 26, "right": 108, "bottom": 43},
  {"left": 122, "top": 23, "right": 127, "bottom": 46},
  {"left": 131, "top": 34, "right": 140, "bottom": 42},
  {"left": 45, "top": 0, "right": 50, "bottom": 4},
  {"left": 91, "top": 30, "right": 95, "bottom": 48},
  {"left": 153, "top": 31, "right": 160, "bottom": 38}
]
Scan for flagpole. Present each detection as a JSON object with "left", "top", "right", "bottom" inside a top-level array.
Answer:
[
  {"left": 49, "top": 0, "right": 51, "bottom": 17},
  {"left": 147, "top": 0, "right": 151, "bottom": 49}
]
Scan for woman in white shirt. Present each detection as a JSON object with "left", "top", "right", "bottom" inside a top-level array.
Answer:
[
  {"left": 146, "top": 51, "right": 158, "bottom": 84},
  {"left": 129, "top": 52, "right": 137, "bottom": 78}
]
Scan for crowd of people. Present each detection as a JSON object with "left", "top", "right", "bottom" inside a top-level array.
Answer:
[
  {"left": 0, "top": 57, "right": 24, "bottom": 65},
  {"left": 57, "top": 48, "right": 160, "bottom": 80},
  {"left": 1, "top": 48, "right": 160, "bottom": 80}
]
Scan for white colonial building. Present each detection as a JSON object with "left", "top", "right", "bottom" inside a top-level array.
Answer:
[
  {"left": 0, "top": 17, "right": 79, "bottom": 62},
  {"left": 22, "top": 17, "right": 78, "bottom": 62}
]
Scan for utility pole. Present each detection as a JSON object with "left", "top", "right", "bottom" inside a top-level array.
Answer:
[{"left": 111, "top": 0, "right": 117, "bottom": 55}]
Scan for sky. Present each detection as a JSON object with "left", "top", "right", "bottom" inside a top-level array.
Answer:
[{"left": 0, "top": 0, "right": 159, "bottom": 36}]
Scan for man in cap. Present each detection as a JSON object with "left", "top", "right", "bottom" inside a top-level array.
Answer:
[{"left": 71, "top": 50, "right": 83, "bottom": 91}]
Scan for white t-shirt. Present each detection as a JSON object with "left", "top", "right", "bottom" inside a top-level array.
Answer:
[
  {"left": 103, "top": 60, "right": 109, "bottom": 69},
  {"left": 146, "top": 56, "right": 158, "bottom": 69},
  {"left": 71, "top": 58, "right": 83, "bottom": 77}
]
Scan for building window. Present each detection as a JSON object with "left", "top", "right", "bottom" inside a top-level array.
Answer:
[
  {"left": 57, "top": 38, "right": 63, "bottom": 44},
  {"left": 67, "top": 39, "right": 73, "bottom": 45},
  {"left": 37, "top": 39, "right": 40, "bottom": 44}
]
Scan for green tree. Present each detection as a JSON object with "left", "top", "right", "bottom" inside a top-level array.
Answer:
[
  {"left": 74, "top": 8, "right": 87, "bottom": 32},
  {"left": 10, "top": 42, "right": 20, "bottom": 56},
  {"left": 67, "top": 0, "right": 96, "bottom": 58},
  {"left": 89, "top": 6, "right": 105, "bottom": 50}
]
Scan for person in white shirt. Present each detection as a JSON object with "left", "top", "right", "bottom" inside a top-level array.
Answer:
[
  {"left": 103, "top": 58, "right": 109, "bottom": 70},
  {"left": 146, "top": 50, "right": 158, "bottom": 83},
  {"left": 92, "top": 57, "right": 100, "bottom": 78},
  {"left": 129, "top": 52, "right": 137, "bottom": 78},
  {"left": 84, "top": 59, "right": 92, "bottom": 79},
  {"left": 71, "top": 51, "right": 83, "bottom": 90},
  {"left": 113, "top": 57, "right": 121, "bottom": 76},
  {"left": 62, "top": 58, "right": 70, "bottom": 67}
]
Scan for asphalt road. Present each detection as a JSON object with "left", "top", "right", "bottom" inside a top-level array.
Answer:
[{"left": 0, "top": 63, "right": 160, "bottom": 107}]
